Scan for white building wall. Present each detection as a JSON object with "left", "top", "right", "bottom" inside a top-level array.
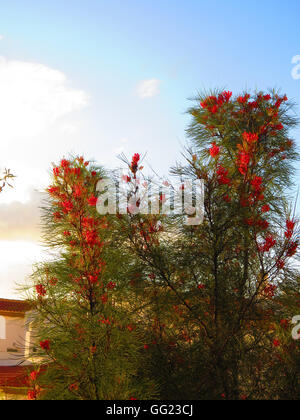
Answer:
[{"left": 0, "top": 315, "right": 28, "bottom": 366}]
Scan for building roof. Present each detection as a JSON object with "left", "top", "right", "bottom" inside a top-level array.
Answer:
[
  {"left": 0, "top": 298, "right": 32, "bottom": 315},
  {"left": 0, "top": 366, "right": 31, "bottom": 388}
]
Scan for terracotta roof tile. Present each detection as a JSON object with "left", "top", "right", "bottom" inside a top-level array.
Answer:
[
  {"left": 0, "top": 366, "right": 31, "bottom": 387},
  {"left": 0, "top": 298, "right": 32, "bottom": 313}
]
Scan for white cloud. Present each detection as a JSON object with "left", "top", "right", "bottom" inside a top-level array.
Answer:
[
  {"left": 0, "top": 56, "right": 90, "bottom": 204},
  {"left": 137, "top": 78, "right": 161, "bottom": 99},
  {"left": 0, "top": 56, "right": 89, "bottom": 142},
  {"left": 0, "top": 189, "right": 42, "bottom": 240},
  {"left": 0, "top": 35, "right": 4, "bottom": 41}
]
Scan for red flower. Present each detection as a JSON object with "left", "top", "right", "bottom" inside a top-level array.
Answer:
[
  {"left": 101, "top": 294, "right": 108, "bottom": 304},
  {"left": 60, "top": 159, "right": 70, "bottom": 168},
  {"left": 260, "top": 234, "right": 276, "bottom": 252},
  {"left": 132, "top": 153, "right": 140, "bottom": 165},
  {"left": 36, "top": 284, "right": 46, "bottom": 297},
  {"left": 223, "top": 194, "right": 231, "bottom": 202},
  {"left": 130, "top": 153, "right": 140, "bottom": 175},
  {"left": 27, "top": 389, "right": 37, "bottom": 400},
  {"left": 53, "top": 211, "right": 62, "bottom": 220},
  {"left": 40, "top": 340, "right": 50, "bottom": 351},
  {"left": 249, "top": 100, "right": 258, "bottom": 109},
  {"left": 29, "top": 371, "right": 39, "bottom": 382},
  {"left": 237, "top": 151, "right": 250, "bottom": 175},
  {"left": 73, "top": 167, "right": 81, "bottom": 177},
  {"left": 251, "top": 176, "right": 263, "bottom": 192},
  {"left": 88, "top": 195, "right": 97, "bottom": 206},
  {"left": 73, "top": 184, "right": 83, "bottom": 198},
  {"left": 263, "top": 94, "right": 271, "bottom": 101},
  {"left": 263, "top": 284, "right": 277, "bottom": 298},
  {"left": 242, "top": 132, "right": 259, "bottom": 144},
  {"left": 237, "top": 94, "right": 250, "bottom": 104},
  {"left": 261, "top": 204, "right": 270, "bottom": 213},
  {"left": 210, "top": 105, "right": 218, "bottom": 114},
  {"left": 144, "top": 344, "right": 149, "bottom": 350},
  {"left": 276, "top": 259, "right": 285, "bottom": 270},
  {"left": 257, "top": 219, "right": 269, "bottom": 230},
  {"left": 285, "top": 219, "right": 295, "bottom": 238},
  {"left": 69, "top": 383, "right": 79, "bottom": 392},
  {"left": 274, "top": 123, "right": 284, "bottom": 131},
  {"left": 48, "top": 186, "right": 60, "bottom": 195},
  {"left": 84, "top": 229, "right": 99, "bottom": 245},
  {"left": 122, "top": 175, "right": 131, "bottom": 183},
  {"left": 217, "top": 166, "right": 230, "bottom": 185},
  {"left": 61, "top": 200, "right": 73, "bottom": 213},
  {"left": 91, "top": 171, "right": 97, "bottom": 177},
  {"left": 287, "top": 241, "right": 298, "bottom": 257},
  {"left": 106, "top": 281, "right": 116, "bottom": 290},
  {"left": 221, "top": 91, "right": 232, "bottom": 102},
  {"left": 88, "top": 275, "right": 98, "bottom": 284},
  {"left": 53, "top": 167, "right": 60, "bottom": 177},
  {"left": 197, "top": 284, "right": 205, "bottom": 290},
  {"left": 273, "top": 339, "right": 280, "bottom": 348},
  {"left": 200, "top": 96, "right": 217, "bottom": 109},
  {"left": 209, "top": 142, "right": 220, "bottom": 158}
]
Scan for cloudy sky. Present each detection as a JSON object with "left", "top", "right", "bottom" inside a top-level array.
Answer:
[{"left": 0, "top": 0, "right": 300, "bottom": 298}]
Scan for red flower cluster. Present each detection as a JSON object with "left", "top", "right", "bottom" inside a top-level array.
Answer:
[
  {"left": 27, "top": 389, "right": 37, "bottom": 400},
  {"left": 200, "top": 91, "right": 232, "bottom": 113},
  {"left": 36, "top": 284, "right": 46, "bottom": 297},
  {"left": 260, "top": 235, "right": 276, "bottom": 252},
  {"left": 40, "top": 340, "right": 50, "bottom": 351},
  {"left": 29, "top": 370, "right": 39, "bottom": 382},
  {"left": 209, "top": 142, "right": 220, "bottom": 158},
  {"left": 285, "top": 219, "right": 295, "bottom": 239},
  {"left": 263, "top": 284, "right": 277, "bottom": 298},
  {"left": 242, "top": 132, "right": 259, "bottom": 144},
  {"left": 276, "top": 259, "right": 285, "bottom": 270},
  {"left": 261, "top": 204, "right": 270, "bottom": 213},
  {"left": 87, "top": 195, "right": 97, "bottom": 206},
  {"left": 237, "top": 151, "right": 250, "bottom": 175},
  {"left": 237, "top": 94, "right": 250, "bottom": 104},
  {"left": 287, "top": 241, "right": 298, "bottom": 257},
  {"left": 61, "top": 199, "right": 73, "bottom": 214},
  {"left": 84, "top": 229, "right": 101, "bottom": 246},
  {"left": 217, "top": 166, "right": 230, "bottom": 185},
  {"left": 251, "top": 176, "right": 263, "bottom": 192},
  {"left": 131, "top": 153, "right": 140, "bottom": 176}
]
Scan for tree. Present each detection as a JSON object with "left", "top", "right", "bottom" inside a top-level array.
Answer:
[
  {"left": 25, "top": 89, "right": 300, "bottom": 400},
  {"left": 26, "top": 156, "right": 156, "bottom": 400},
  {"left": 115, "top": 90, "right": 300, "bottom": 399}
]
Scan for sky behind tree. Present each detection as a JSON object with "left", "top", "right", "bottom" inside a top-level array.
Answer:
[{"left": 0, "top": 0, "right": 300, "bottom": 297}]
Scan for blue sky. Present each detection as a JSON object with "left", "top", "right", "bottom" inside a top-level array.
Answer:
[
  {"left": 1, "top": 0, "right": 300, "bottom": 173},
  {"left": 0, "top": 0, "right": 300, "bottom": 297}
]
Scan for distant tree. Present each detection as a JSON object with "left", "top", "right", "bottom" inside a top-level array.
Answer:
[{"left": 0, "top": 168, "right": 14, "bottom": 193}]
